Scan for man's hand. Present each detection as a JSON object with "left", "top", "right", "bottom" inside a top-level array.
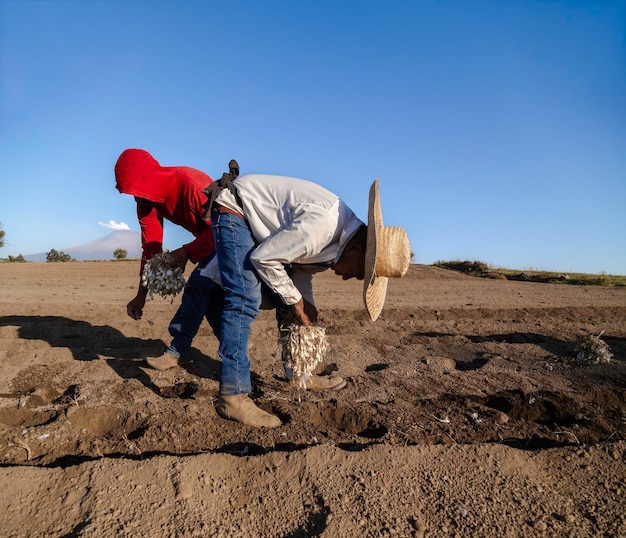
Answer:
[
  {"left": 291, "top": 298, "right": 318, "bottom": 326},
  {"left": 170, "top": 247, "right": 189, "bottom": 272},
  {"left": 127, "top": 296, "right": 145, "bottom": 320},
  {"left": 127, "top": 282, "right": 148, "bottom": 320}
]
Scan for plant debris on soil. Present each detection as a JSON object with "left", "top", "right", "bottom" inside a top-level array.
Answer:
[
  {"left": 0, "top": 261, "right": 624, "bottom": 537},
  {"left": 573, "top": 332, "right": 613, "bottom": 365}
]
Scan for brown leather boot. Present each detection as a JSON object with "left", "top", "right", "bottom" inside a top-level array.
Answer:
[
  {"left": 146, "top": 353, "right": 179, "bottom": 371},
  {"left": 289, "top": 374, "right": 347, "bottom": 391},
  {"left": 216, "top": 394, "right": 281, "bottom": 428}
]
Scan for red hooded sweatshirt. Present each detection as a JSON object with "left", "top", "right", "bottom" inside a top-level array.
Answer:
[{"left": 114, "top": 149, "right": 215, "bottom": 273}]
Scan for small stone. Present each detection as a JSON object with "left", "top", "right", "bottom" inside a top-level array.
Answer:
[{"left": 495, "top": 412, "right": 509, "bottom": 425}]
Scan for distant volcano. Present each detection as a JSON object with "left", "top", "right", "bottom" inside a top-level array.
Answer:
[{"left": 24, "top": 230, "right": 142, "bottom": 262}]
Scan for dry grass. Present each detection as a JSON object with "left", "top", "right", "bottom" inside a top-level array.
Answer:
[{"left": 434, "top": 260, "right": 626, "bottom": 287}]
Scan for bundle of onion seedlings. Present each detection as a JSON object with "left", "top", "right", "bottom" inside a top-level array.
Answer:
[
  {"left": 573, "top": 331, "right": 613, "bottom": 365},
  {"left": 280, "top": 323, "right": 328, "bottom": 390},
  {"left": 141, "top": 250, "right": 186, "bottom": 301}
]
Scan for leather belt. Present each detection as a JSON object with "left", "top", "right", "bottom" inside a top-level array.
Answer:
[{"left": 212, "top": 204, "right": 245, "bottom": 220}]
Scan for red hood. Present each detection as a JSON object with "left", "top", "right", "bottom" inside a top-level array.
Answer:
[{"left": 115, "top": 148, "right": 174, "bottom": 203}]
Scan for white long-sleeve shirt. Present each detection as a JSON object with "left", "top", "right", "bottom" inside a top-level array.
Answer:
[{"left": 210, "top": 174, "right": 364, "bottom": 306}]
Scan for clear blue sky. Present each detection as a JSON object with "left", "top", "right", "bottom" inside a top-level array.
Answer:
[{"left": 1, "top": 0, "right": 625, "bottom": 274}]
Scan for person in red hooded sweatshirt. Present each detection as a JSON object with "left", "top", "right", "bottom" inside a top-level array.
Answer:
[{"left": 114, "top": 148, "right": 225, "bottom": 370}]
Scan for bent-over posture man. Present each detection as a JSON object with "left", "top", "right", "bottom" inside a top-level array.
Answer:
[
  {"left": 202, "top": 174, "right": 411, "bottom": 428},
  {"left": 114, "top": 148, "right": 221, "bottom": 368}
]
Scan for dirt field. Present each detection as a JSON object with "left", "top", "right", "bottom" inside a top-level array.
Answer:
[{"left": 0, "top": 261, "right": 624, "bottom": 537}]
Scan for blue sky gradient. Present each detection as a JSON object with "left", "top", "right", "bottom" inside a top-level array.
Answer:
[{"left": 1, "top": 0, "right": 624, "bottom": 273}]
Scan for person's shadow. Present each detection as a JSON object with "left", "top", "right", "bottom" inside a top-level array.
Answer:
[{"left": 0, "top": 315, "right": 222, "bottom": 396}]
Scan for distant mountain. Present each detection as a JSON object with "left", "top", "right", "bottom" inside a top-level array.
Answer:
[{"left": 24, "top": 230, "right": 142, "bottom": 262}]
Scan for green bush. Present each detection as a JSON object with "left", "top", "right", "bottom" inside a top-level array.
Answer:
[
  {"left": 113, "top": 248, "right": 128, "bottom": 260},
  {"left": 434, "top": 260, "right": 492, "bottom": 277},
  {"left": 46, "top": 249, "right": 74, "bottom": 262}
]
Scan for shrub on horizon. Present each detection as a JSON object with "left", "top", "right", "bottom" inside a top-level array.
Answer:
[
  {"left": 46, "top": 249, "right": 74, "bottom": 262},
  {"left": 113, "top": 248, "right": 128, "bottom": 260}
]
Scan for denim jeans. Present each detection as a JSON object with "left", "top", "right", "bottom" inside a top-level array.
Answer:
[
  {"left": 167, "top": 254, "right": 224, "bottom": 358},
  {"left": 212, "top": 212, "right": 262, "bottom": 395}
]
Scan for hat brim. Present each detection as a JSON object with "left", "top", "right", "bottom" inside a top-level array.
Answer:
[{"left": 363, "top": 179, "right": 388, "bottom": 321}]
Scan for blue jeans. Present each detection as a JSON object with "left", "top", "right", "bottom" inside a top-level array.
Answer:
[
  {"left": 212, "top": 212, "right": 262, "bottom": 396},
  {"left": 167, "top": 254, "right": 224, "bottom": 358}
]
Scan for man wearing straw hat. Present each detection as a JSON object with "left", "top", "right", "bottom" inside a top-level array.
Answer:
[{"left": 202, "top": 174, "right": 412, "bottom": 428}]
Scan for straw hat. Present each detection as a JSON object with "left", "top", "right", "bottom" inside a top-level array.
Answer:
[{"left": 364, "top": 179, "right": 412, "bottom": 321}]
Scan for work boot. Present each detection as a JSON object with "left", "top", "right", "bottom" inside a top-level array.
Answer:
[
  {"left": 289, "top": 374, "right": 347, "bottom": 391},
  {"left": 146, "top": 352, "right": 179, "bottom": 371},
  {"left": 216, "top": 394, "right": 281, "bottom": 428}
]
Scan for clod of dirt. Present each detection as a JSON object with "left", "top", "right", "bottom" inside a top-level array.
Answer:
[{"left": 422, "top": 356, "right": 456, "bottom": 373}]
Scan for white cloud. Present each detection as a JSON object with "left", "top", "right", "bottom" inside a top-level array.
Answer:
[{"left": 99, "top": 220, "right": 130, "bottom": 231}]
